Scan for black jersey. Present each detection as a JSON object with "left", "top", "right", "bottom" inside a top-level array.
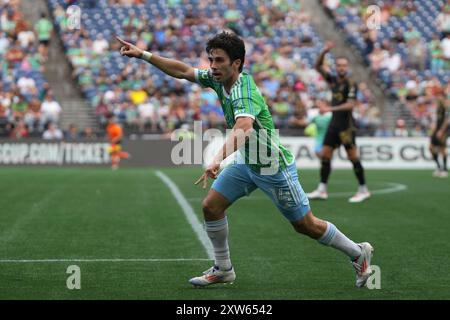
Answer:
[
  {"left": 435, "top": 99, "right": 448, "bottom": 131},
  {"left": 322, "top": 73, "right": 358, "bottom": 129}
]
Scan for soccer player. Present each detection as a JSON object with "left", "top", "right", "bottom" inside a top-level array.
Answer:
[
  {"left": 117, "top": 32, "right": 374, "bottom": 288},
  {"left": 307, "top": 42, "right": 370, "bottom": 203},
  {"left": 429, "top": 91, "right": 448, "bottom": 178},
  {"left": 305, "top": 98, "right": 332, "bottom": 159},
  {"left": 106, "top": 113, "right": 130, "bottom": 170}
]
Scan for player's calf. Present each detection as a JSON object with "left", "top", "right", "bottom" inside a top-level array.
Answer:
[{"left": 291, "top": 211, "right": 327, "bottom": 239}]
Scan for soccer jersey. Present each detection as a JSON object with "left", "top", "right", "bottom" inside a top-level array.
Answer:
[
  {"left": 194, "top": 68, "right": 294, "bottom": 172},
  {"left": 321, "top": 72, "right": 358, "bottom": 130},
  {"left": 312, "top": 112, "right": 332, "bottom": 144}
]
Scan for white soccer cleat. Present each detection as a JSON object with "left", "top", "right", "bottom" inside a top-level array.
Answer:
[
  {"left": 433, "top": 170, "right": 442, "bottom": 177},
  {"left": 348, "top": 191, "right": 371, "bottom": 203},
  {"left": 189, "top": 266, "right": 236, "bottom": 287},
  {"left": 307, "top": 189, "right": 328, "bottom": 200},
  {"left": 438, "top": 171, "right": 448, "bottom": 178},
  {"left": 351, "top": 242, "right": 374, "bottom": 288}
]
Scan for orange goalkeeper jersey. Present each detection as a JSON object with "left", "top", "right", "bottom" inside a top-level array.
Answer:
[{"left": 107, "top": 123, "right": 123, "bottom": 142}]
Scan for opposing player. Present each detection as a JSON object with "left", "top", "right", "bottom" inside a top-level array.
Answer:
[
  {"left": 106, "top": 113, "right": 130, "bottom": 170},
  {"left": 429, "top": 90, "right": 448, "bottom": 177},
  {"left": 308, "top": 42, "right": 370, "bottom": 203},
  {"left": 117, "top": 32, "right": 374, "bottom": 288},
  {"left": 305, "top": 98, "right": 332, "bottom": 159}
]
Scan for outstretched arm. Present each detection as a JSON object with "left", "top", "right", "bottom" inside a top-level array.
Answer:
[
  {"left": 116, "top": 36, "right": 196, "bottom": 82},
  {"left": 315, "top": 41, "right": 334, "bottom": 80}
]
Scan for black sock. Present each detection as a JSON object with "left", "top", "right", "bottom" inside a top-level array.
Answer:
[
  {"left": 351, "top": 160, "right": 366, "bottom": 186},
  {"left": 432, "top": 152, "right": 441, "bottom": 170},
  {"left": 443, "top": 155, "right": 447, "bottom": 171},
  {"left": 320, "top": 159, "right": 331, "bottom": 184}
]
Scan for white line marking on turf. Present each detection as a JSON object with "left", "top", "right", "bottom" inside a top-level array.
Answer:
[
  {"left": 185, "top": 182, "right": 407, "bottom": 201},
  {"left": 328, "top": 182, "right": 407, "bottom": 197},
  {"left": 0, "top": 258, "right": 211, "bottom": 263},
  {"left": 155, "top": 171, "right": 214, "bottom": 260}
]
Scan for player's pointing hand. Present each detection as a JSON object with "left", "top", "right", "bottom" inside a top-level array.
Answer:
[
  {"left": 194, "top": 163, "right": 220, "bottom": 189},
  {"left": 116, "top": 36, "right": 143, "bottom": 58}
]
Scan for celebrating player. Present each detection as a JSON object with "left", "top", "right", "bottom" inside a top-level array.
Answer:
[
  {"left": 307, "top": 42, "right": 370, "bottom": 203},
  {"left": 117, "top": 32, "right": 374, "bottom": 288},
  {"left": 429, "top": 90, "right": 449, "bottom": 178}
]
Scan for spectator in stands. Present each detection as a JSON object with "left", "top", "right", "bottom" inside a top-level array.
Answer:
[
  {"left": 436, "top": 4, "right": 450, "bottom": 39},
  {"left": 441, "top": 33, "right": 450, "bottom": 68},
  {"left": 8, "top": 119, "right": 29, "bottom": 139},
  {"left": 429, "top": 34, "right": 445, "bottom": 73},
  {"left": 11, "top": 93, "right": 28, "bottom": 120},
  {"left": 92, "top": 34, "right": 109, "bottom": 56},
  {"left": 408, "top": 37, "right": 427, "bottom": 71},
  {"left": 40, "top": 91, "right": 62, "bottom": 129},
  {"left": 381, "top": 46, "right": 402, "bottom": 73},
  {"left": 42, "top": 122, "right": 63, "bottom": 140},
  {"left": 65, "top": 123, "right": 80, "bottom": 140},
  {"left": 137, "top": 96, "right": 157, "bottom": 133},
  {"left": 394, "top": 119, "right": 409, "bottom": 137},
  {"left": 374, "top": 123, "right": 393, "bottom": 137},
  {"left": 34, "top": 13, "right": 53, "bottom": 59},
  {"left": 17, "top": 72, "right": 37, "bottom": 96},
  {"left": 24, "top": 98, "right": 41, "bottom": 133},
  {"left": 82, "top": 127, "right": 97, "bottom": 140},
  {"left": 369, "top": 44, "right": 388, "bottom": 73}
]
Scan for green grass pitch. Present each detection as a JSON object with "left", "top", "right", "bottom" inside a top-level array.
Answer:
[{"left": 0, "top": 167, "right": 449, "bottom": 299}]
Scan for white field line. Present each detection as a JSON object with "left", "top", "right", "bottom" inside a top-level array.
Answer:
[
  {"left": 0, "top": 258, "right": 211, "bottom": 263},
  {"left": 155, "top": 171, "right": 214, "bottom": 260}
]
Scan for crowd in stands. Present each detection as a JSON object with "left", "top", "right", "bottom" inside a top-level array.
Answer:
[
  {"left": 48, "top": 0, "right": 381, "bottom": 136},
  {"left": 323, "top": 0, "right": 450, "bottom": 136},
  {"left": 0, "top": 0, "right": 70, "bottom": 139}
]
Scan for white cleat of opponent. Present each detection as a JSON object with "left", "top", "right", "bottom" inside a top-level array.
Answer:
[
  {"left": 433, "top": 170, "right": 442, "bottom": 177},
  {"left": 348, "top": 191, "right": 371, "bottom": 203},
  {"left": 307, "top": 189, "right": 329, "bottom": 200},
  {"left": 351, "top": 242, "right": 374, "bottom": 288},
  {"left": 438, "top": 171, "right": 448, "bottom": 178},
  {"left": 189, "top": 266, "right": 236, "bottom": 287}
]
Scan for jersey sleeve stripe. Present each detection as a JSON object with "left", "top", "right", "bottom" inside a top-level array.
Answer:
[{"left": 246, "top": 76, "right": 254, "bottom": 114}]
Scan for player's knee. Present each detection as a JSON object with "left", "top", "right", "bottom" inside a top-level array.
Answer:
[{"left": 202, "top": 198, "right": 223, "bottom": 217}]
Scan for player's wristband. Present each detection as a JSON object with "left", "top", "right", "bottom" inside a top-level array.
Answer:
[{"left": 141, "top": 51, "right": 153, "bottom": 62}]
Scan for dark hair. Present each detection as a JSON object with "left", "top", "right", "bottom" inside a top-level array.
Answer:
[
  {"left": 336, "top": 56, "right": 349, "bottom": 63},
  {"left": 206, "top": 31, "right": 246, "bottom": 72}
]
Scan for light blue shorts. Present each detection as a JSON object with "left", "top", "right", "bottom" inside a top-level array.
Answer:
[{"left": 211, "top": 163, "right": 311, "bottom": 222}]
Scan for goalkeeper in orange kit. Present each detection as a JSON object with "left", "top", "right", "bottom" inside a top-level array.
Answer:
[{"left": 106, "top": 113, "right": 130, "bottom": 170}]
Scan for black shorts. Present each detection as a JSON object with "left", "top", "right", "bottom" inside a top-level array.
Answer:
[
  {"left": 431, "top": 132, "right": 448, "bottom": 147},
  {"left": 323, "top": 126, "right": 356, "bottom": 150}
]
